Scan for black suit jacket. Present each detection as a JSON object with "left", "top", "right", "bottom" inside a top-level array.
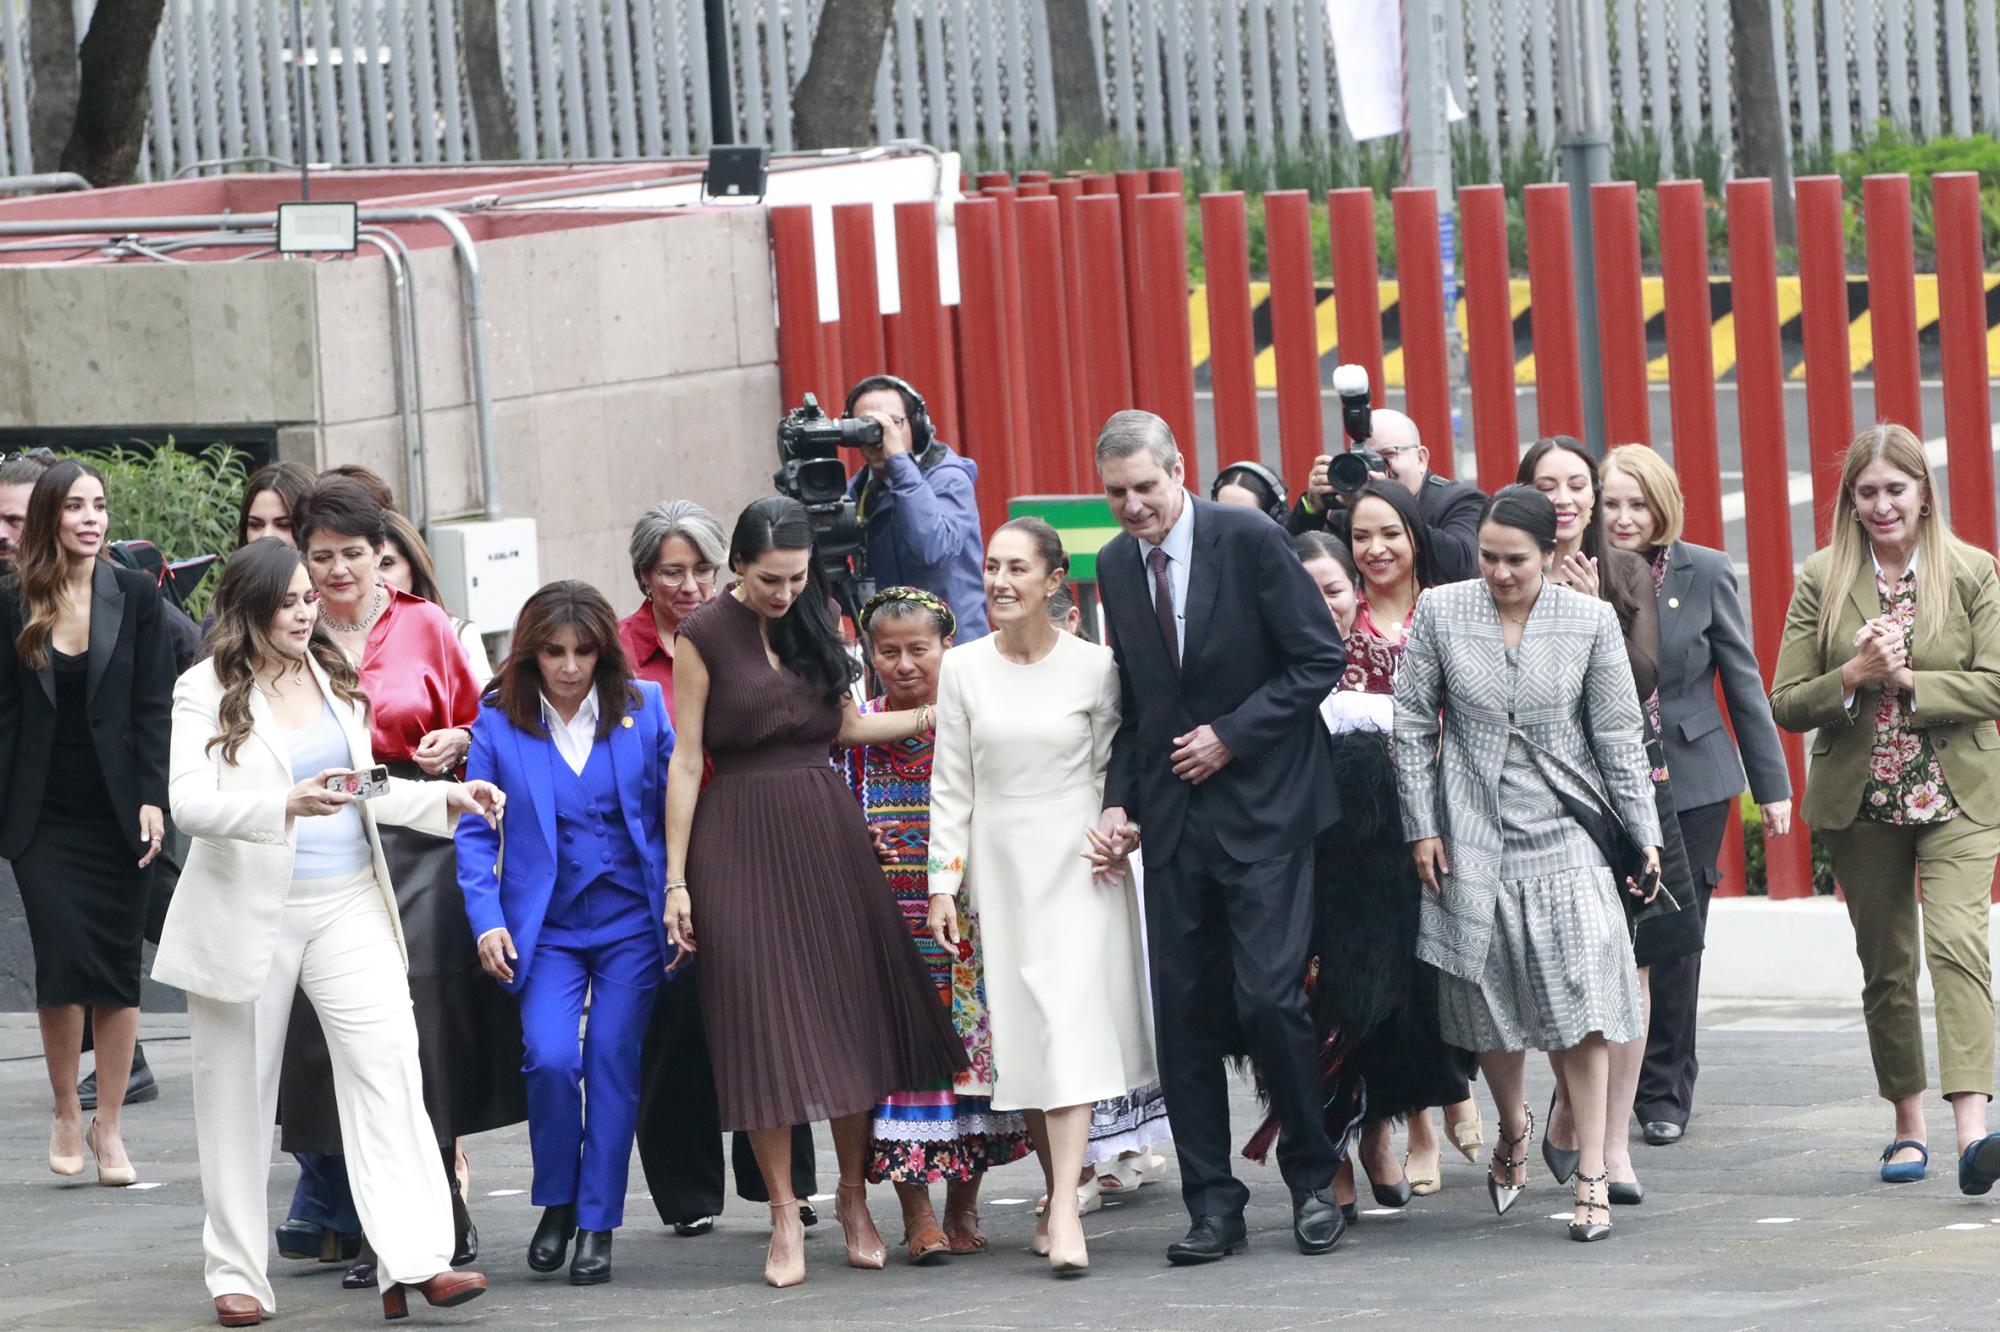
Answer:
[
  {"left": 1287, "top": 470, "right": 1486, "bottom": 584},
  {"left": 1100, "top": 497, "right": 1346, "bottom": 865},
  {"left": 0, "top": 561, "right": 175, "bottom": 860}
]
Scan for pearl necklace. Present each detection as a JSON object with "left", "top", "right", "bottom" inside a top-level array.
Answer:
[{"left": 322, "top": 586, "right": 385, "bottom": 635}]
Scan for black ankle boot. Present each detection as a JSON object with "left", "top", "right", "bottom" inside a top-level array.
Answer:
[
  {"left": 527, "top": 1203, "right": 577, "bottom": 1273},
  {"left": 569, "top": 1230, "right": 612, "bottom": 1285}
]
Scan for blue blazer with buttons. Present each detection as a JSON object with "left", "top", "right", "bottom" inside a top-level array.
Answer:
[{"left": 456, "top": 679, "right": 675, "bottom": 993}]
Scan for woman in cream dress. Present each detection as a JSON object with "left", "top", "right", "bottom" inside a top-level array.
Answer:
[{"left": 927, "top": 517, "right": 1156, "bottom": 1275}]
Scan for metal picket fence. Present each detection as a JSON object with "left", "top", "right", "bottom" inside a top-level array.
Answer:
[{"left": 0, "top": 1, "right": 1997, "bottom": 182}]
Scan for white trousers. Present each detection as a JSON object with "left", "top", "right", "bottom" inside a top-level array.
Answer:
[{"left": 188, "top": 868, "right": 453, "bottom": 1312}]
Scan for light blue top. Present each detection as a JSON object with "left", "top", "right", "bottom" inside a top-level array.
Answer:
[{"left": 289, "top": 699, "right": 370, "bottom": 879}]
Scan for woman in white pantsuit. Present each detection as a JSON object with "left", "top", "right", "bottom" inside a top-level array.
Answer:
[
  {"left": 152, "top": 540, "right": 503, "bottom": 1328},
  {"left": 927, "top": 518, "right": 1155, "bottom": 1276}
]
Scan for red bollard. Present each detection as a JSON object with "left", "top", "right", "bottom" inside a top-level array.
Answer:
[
  {"left": 954, "top": 197, "right": 1018, "bottom": 539},
  {"left": 987, "top": 186, "right": 1034, "bottom": 493},
  {"left": 1017, "top": 195, "right": 1079, "bottom": 493},
  {"left": 1934, "top": 171, "right": 1996, "bottom": 554},
  {"left": 893, "top": 200, "right": 957, "bottom": 446},
  {"left": 1328, "top": 188, "right": 1385, "bottom": 406},
  {"left": 1265, "top": 190, "right": 1326, "bottom": 490},
  {"left": 975, "top": 171, "right": 1013, "bottom": 192},
  {"left": 1591, "top": 181, "right": 1651, "bottom": 447},
  {"left": 1053, "top": 178, "right": 1092, "bottom": 464},
  {"left": 1115, "top": 169, "right": 1150, "bottom": 377},
  {"left": 1524, "top": 182, "right": 1584, "bottom": 442},
  {"left": 1864, "top": 174, "right": 1923, "bottom": 435},
  {"left": 1796, "top": 175, "right": 1855, "bottom": 547},
  {"left": 1018, "top": 170, "right": 1052, "bottom": 184},
  {"left": 1201, "top": 191, "right": 1261, "bottom": 471},
  {"left": 832, "top": 203, "right": 887, "bottom": 394},
  {"left": 1393, "top": 187, "right": 1452, "bottom": 471},
  {"left": 769, "top": 204, "right": 824, "bottom": 410},
  {"left": 1148, "top": 167, "right": 1183, "bottom": 196},
  {"left": 1017, "top": 180, "right": 1052, "bottom": 197},
  {"left": 1459, "top": 184, "right": 1517, "bottom": 490},
  {"left": 1137, "top": 192, "right": 1200, "bottom": 490},
  {"left": 1075, "top": 194, "right": 1136, "bottom": 437},
  {"left": 1726, "top": 177, "right": 1815, "bottom": 901},
  {"left": 1079, "top": 173, "right": 1116, "bottom": 196},
  {"left": 1658, "top": 180, "right": 1723, "bottom": 547}
]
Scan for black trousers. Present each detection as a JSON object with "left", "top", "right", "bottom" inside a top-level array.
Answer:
[
  {"left": 635, "top": 972, "right": 816, "bottom": 1223},
  {"left": 1146, "top": 795, "right": 1337, "bottom": 1218},
  {"left": 1636, "top": 798, "right": 1732, "bottom": 1128}
]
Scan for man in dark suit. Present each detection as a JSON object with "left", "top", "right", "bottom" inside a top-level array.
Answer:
[
  {"left": 1287, "top": 407, "right": 1485, "bottom": 582},
  {"left": 1088, "top": 410, "right": 1347, "bottom": 1263}
]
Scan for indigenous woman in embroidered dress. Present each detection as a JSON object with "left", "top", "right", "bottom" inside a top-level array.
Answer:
[{"left": 845, "top": 587, "right": 1031, "bottom": 1263}]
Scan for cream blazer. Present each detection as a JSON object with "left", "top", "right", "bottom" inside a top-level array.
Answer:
[{"left": 152, "top": 654, "right": 452, "bottom": 1005}]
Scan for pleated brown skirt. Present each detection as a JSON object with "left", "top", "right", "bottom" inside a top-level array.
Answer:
[{"left": 685, "top": 759, "right": 967, "bottom": 1132}]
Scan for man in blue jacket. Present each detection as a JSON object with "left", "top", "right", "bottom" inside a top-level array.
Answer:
[{"left": 844, "top": 375, "right": 989, "bottom": 639}]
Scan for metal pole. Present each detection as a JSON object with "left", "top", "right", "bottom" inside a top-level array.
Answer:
[
  {"left": 705, "top": 0, "right": 735, "bottom": 145},
  {"left": 289, "top": 0, "right": 313, "bottom": 199},
  {"left": 1555, "top": 0, "right": 1612, "bottom": 451},
  {"left": 1403, "top": 0, "right": 1453, "bottom": 197}
]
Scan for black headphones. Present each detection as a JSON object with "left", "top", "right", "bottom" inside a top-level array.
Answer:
[
  {"left": 844, "top": 374, "right": 932, "bottom": 451},
  {"left": 1210, "top": 460, "right": 1290, "bottom": 523}
]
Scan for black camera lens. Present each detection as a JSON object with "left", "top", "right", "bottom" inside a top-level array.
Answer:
[{"left": 1329, "top": 449, "right": 1386, "bottom": 496}]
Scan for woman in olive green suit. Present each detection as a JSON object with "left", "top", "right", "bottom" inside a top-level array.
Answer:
[{"left": 1771, "top": 423, "right": 2000, "bottom": 1196}]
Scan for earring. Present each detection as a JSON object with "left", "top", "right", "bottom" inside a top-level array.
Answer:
[{"left": 1921, "top": 504, "right": 1932, "bottom": 517}]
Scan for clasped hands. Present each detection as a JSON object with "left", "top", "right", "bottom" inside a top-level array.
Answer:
[{"left": 1847, "top": 615, "right": 1913, "bottom": 696}]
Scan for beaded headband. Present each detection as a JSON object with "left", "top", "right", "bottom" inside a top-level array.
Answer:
[{"left": 859, "top": 585, "right": 957, "bottom": 638}]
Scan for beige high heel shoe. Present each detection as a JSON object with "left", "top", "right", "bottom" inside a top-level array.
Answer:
[
  {"left": 835, "top": 1182, "right": 886, "bottom": 1270},
  {"left": 49, "top": 1119, "right": 83, "bottom": 1178},
  {"left": 85, "top": 1119, "right": 136, "bottom": 1187},
  {"left": 763, "top": 1199, "right": 805, "bottom": 1288}
]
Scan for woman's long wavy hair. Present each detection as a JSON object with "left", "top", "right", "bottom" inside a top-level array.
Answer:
[
  {"left": 13, "top": 459, "right": 104, "bottom": 671},
  {"left": 485, "top": 580, "right": 638, "bottom": 739},
  {"left": 204, "top": 540, "right": 368, "bottom": 766},
  {"left": 1818, "top": 422, "right": 1971, "bottom": 657},
  {"left": 728, "top": 496, "right": 858, "bottom": 705}
]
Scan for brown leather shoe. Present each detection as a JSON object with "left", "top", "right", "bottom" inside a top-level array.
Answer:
[
  {"left": 213, "top": 1294, "right": 264, "bottom": 1327},
  {"left": 381, "top": 1270, "right": 486, "bottom": 1320}
]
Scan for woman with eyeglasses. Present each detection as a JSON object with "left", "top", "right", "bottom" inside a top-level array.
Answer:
[{"left": 619, "top": 501, "right": 819, "bottom": 1237}]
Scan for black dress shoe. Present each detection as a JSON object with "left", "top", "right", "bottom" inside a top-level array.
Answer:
[
  {"left": 1370, "top": 1175, "right": 1414, "bottom": 1208},
  {"left": 1165, "top": 1214, "right": 1248, "bottom": 1265},
  {"left": 1292, "top": 1188, "right": 1345, "bottom": 1255},
  {"left": 672, "top": 1216, "right": 716, "bottom": 1237},
  {"left": 1608, "top": 1181, "right": 1644, "bottom": 1205},
  {"left": 527, "top": 1203, "right": 577, "bottom": 1274},
  {"left": 799, "top": 1202, "right": 818, "bottom": 1227},
  {"left": 274, "top": 1218, "right": 324, "bottom": 1261},
  {"left": 1641, "top": 1121, "right": 1684, "bottom": 1146},
  {"left": 1340, "top": 1201, "right": 1356, "bottom": 1223},
  {"left": 341, "top": 1248, "right": 376, "bottom": 1291},
  {"left": 569, "top": 1230, "right": 612, "bottom": 1285},
  {"left": 77, "top": 1046, "right": 159, "bottom": 1112}
]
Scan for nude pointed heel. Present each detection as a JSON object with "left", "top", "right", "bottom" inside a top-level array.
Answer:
[
  {"left": 49, "top": 1120, "right": 83, "bottom": 1178},
  {"left": 835, "top": 1182, "right": 886, "bottom": 1270},
  {"left": 764, "top": 1199, "right": 806, "bottom": 1288},
  {"left": 85, "top": 1119, "right": 136, "bottom": 1187}
]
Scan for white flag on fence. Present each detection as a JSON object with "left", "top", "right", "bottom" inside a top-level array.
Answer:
[{"left": 1329, "top": 0, "right": 1466, "bottom": 142}]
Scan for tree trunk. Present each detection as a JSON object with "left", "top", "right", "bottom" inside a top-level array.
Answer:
[
  {"left": 59, "top": 0, "right": 166, "bottom": 186},
  {"left": 1730, "top": 0, "right": 1794, "bottom": 243},
  {"left": 27, "top": 0, "right": 80, "bottom": 172},
  {"left": 1045, "top": 0, "right": 1105, "bottom": 143},
  {"left": 790, "top": 0, "right": 896, "bottom": 150},
  {"left": 460, "top": 0, "right": 518, "bottom": 160}
]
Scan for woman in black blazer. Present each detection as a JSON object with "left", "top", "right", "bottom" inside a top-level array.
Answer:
[
  {"left": 1600, "top": 445, "right": 1794, "bottom": 1144},
  {"left": 0, "top": 460, "right": 174, "bottom": 1186}
]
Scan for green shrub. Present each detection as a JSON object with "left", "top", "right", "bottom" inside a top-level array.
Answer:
[
  {"left": 1739, "top": 799, "right": 1838, "bottom": 896},
  {"left": 87, "top": 439, "right": 250, "bottom": 617}
]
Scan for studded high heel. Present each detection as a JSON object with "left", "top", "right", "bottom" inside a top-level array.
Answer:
[
  {"left": 1569, "top": 1169, "right": 1613, "bottom": 1242},
  {"left": 1485, "top": 1103, "right": 1533, "bottom": 1217}
]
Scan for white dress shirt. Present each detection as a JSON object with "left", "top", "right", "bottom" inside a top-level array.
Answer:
[
  {"left": 1138, "top": 492, "right": 1196, "bottom": 661},
  {"left": 542, "top": 689, "right": 601, "bottom": 776}
]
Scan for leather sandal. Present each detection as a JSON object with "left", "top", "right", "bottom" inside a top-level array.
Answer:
[
  {"left": 942, "top": 1208, "right": 987, "bottom": 1254},
  {"left": 903, "top": 1215, "right": 950, "bottom": 1264}
]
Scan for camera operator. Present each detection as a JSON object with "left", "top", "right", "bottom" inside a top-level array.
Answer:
[
  {"left": 1289, "top": 407, "right": 1483, "bottom": 584},
  {"left": 844, "top": 375, "right": 989, "bottom": 639}
]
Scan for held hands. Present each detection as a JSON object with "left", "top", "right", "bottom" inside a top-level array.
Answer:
[
  {"left": 448, "top": 780, "right": 506, "bottom": 828},
  {"left": 1412, "top": 837, "right": 1451, "bottom": 897},
  {"left": 287, "top": 768, "right": 357, "bottom": 820},
  {"left": 1170, "top": 725, "right": 1234, "bottom": 784},
  {"left": 1558, "top": 552, "right": 1600, "bottom": 599},
  {"left": 477, "top": 927, "right": 518, "bottom": 984},
  {"left": 928, "top": 893, "right": 961, "bottom": 951},
  {"left": 137, "top": 804, "right": 165, "bottom": 868},
  {"left": 1762, "top": 799, "right": 1794, "bottom": 838},
  {"left": 1083, "top": 806, "right": 1141, "bottom": 885},
  {"left": 414, "top": 727, "right": 472, "bottom": 775},
  {"left": 1625, "top": 846, "right": 1665, "bottom": 904},
  {"left": 664, "top": 886, "right": 695, "bottom": 973}
]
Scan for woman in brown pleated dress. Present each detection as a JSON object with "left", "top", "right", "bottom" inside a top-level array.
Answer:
[{"left": 664, "top": 496, "right": 967, "bottom": 1289}]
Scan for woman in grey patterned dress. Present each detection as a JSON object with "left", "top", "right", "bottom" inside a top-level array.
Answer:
[{"left": 1393, "top": 487, "right": 1662, "bottom": 1243}]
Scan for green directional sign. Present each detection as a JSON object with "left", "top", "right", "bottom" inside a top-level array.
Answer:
[{"left": 1007, "top": 494, "right": 1120, "bottom": 583}]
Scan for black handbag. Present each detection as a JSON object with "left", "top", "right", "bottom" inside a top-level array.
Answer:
[{"left": 1516, "top": 729, "right": 1679, "bottom": 941}]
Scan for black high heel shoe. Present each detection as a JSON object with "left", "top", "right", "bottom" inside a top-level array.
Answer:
[
  {"left": 450, "top": 1174, "right": 479, "bottom": 1266},
  {"left": 1541, "top": 1089, "right": 1580, "bottom": 1185},
  {"left": 1486, "top": 1104, "right": 1534, "bottom": 1217},
  {"left": 1569, "top": 1170, "right": 1612, "bottom": 1242}
]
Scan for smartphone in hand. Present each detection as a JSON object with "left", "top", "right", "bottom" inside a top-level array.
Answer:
[{"left": 326, "top": 766, "right": 392, "bottom": 800}]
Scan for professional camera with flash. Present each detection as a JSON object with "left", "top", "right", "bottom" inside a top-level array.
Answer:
[{"left": 1327, "top": 362, "right": 1388, "bottom": 497}]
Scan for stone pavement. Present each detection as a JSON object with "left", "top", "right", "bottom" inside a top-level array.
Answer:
[{"left": 1, "top": 1003, "right": 1998, "bottom": 1331}]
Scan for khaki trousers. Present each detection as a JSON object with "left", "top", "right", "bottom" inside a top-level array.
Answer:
[{"left": 1821, "top": 816, "right": 2000, "bottom": 1102}]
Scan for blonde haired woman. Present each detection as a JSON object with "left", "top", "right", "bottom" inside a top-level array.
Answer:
[{"left": 1771, "top": 423, "right": 2000, "bottom": 1195}]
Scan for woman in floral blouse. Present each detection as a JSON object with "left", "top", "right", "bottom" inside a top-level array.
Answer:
[{"left": 1772, "top": 424, "right": 2000, "bottom": 1196}]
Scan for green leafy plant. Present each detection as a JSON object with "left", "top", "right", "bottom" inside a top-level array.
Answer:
[
  {"left": 87, "top": 439, "right": 250, "bottom": 617},
  {"left": 1739, "top": 800, "right": 1838, "bottom": 896}
]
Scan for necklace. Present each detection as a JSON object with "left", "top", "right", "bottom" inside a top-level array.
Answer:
[{"left": 323, "top": 586, "right": 384, "bottom": 635}]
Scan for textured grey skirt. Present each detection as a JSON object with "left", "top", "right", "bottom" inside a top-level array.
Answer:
[{"left": 1436, "top": 736, "right": 1645, "bottom": 1053}]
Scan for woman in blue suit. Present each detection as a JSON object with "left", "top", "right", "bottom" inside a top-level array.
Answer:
[{"left": 457, "top": 581, "right": 674, "bottom": 1286}]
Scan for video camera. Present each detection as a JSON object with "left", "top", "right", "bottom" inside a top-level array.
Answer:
[
  {"left": 773, "top": 393, "right": 874, "bottom": 621},
  {"left": 108, "top": 539, "right": 219, "bottom": 613},
  {"left": 1327, "top": 363, "right": 1388, "bottom": 497}
]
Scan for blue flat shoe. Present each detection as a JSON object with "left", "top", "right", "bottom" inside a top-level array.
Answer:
[
  {"left": 1957, "top": 1133, "right": 2000, "bottom": 1196},
  {"left": 1879, "top": 1139, "right": 1928, "bottom": 1183}
]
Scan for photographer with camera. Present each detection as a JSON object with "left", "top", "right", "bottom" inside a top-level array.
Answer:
[
  {"left": 1288, "top": 367, "right": 1484, "bottom": 584},
  {"left": 842, "top": 376, "right": 989, "bottom": 639}
]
